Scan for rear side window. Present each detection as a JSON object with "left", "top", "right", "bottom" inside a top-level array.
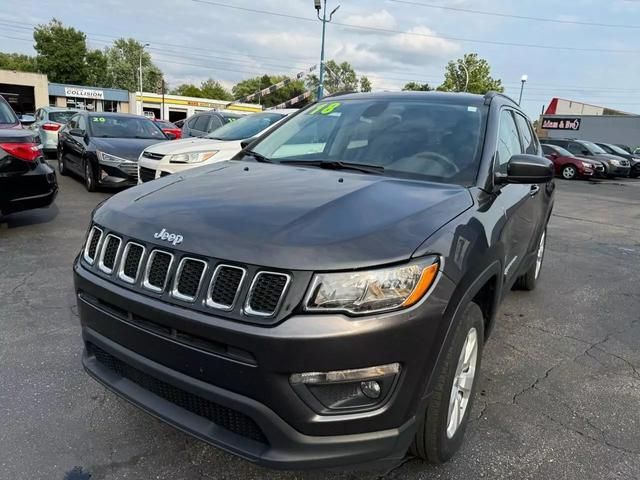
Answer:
[
  {"left": 193, "top": 115, "right": 210, "bottom": 132},
  {"left": 0, "top": 97, "right": 18, "bottom": 124},
  {"left": 496, "top": 110, "right": 522, "bottom": 174},
  {"left": 187, "top": 115, "right": 200, "bottom": 129},
  {"left": 514, "top": 113, "right": 538, "bottom": 155},
  {"left": 208, "top": 115, "right": 223, "bottom": 131},
  {"left": 541, "top": 144, "right": 553, "bottom": 155}
]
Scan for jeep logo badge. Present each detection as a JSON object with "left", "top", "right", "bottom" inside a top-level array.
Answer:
[{"left": 153, "top": 228, "right": 183, "bottom": 246}]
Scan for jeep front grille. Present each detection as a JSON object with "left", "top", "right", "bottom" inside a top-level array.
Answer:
[
  {"left": 245, "top": 272, "right": 290, "bottom": 317},
  {"left": 83, "top": 226, "right": 103, "bottom": 264},
  {"left": 98, "top": 234, "right": 122, "bottom": 274},
  {"left": 143, "top": 250, "right": 174, "bottom": 292},
  {"left": 172, "top": 258, "right": 207, "bottom": 301},
  {"left": 118, "top": 242, "right": 145, "bottom": 284},
  {"left": 206, "top": 265, "right": 246, "bottom": 310}
]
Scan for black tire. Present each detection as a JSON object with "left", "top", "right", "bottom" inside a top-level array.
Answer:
[
  {"left": 561, "top": 164, "right": 577, "bottom": 180},
  {"left": 84, "top": 159, "right": 97, "bottom": 192},
  {"left": 515, "top": 227, "right": 546, "bottom": 291},
  {"left": 410, "top": 302, "right": 484, "bottom": 464},
  {"left": 58, "top": 150, "right": 68, "bottom": 176}
]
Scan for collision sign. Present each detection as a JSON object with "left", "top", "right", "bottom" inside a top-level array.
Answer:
[
  {"left": 542, "top": 117, "right": 581, "bottom": 130},
  {"left": 64, "top": 87, "right": 105, "bottom": 100}
]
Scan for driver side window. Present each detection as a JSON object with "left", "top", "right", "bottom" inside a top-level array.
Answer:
[{"left": 496, "top": 110, "right": 522, "bottom": 175}]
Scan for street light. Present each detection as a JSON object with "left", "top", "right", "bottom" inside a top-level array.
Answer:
[
  {"left": 518, "top": 74, "right": 528, "bottom": 105},
  {"left": 139, "top": 42, "right": 150, "bottom": 115},
  {"left": 314, "top": 0, "right": 340, "bottom": 100}
]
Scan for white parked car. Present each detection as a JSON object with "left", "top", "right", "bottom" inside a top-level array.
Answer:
[{"left": 137, "top": 109, "right": 296, "bottom": 183}]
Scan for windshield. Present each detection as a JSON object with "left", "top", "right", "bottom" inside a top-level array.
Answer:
[
  {"left": 0, "top": 97, "right": 18, "bottom": 124},
  {"left": 50, "top": 111, "right": 76, "bottom": 124},
  {"left": 581, "top": 141, "right": 606, "bottom": 154},
  {"left": 604, "top": 143, "right": 628, "bottom": 156},
  {"left": 88, "top": 115, "right": 166, "bottom": 139},
  {"left": 208, "top": 112, "right": 286, "bottom": 141},
  {"left": 249, "top": 99, "right": 486, "bottom": 185}
]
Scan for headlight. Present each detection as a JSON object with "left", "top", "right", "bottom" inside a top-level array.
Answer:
[
  {"left": 169, "top": 151, "right": 218, "bottom": 164},
  {"left": 305, "top": 258, "right": 439, "bottom": 315},
  {"left": 610, "top": 159, "right": 620, "bottom": 166},
  {"left": 581, "top": 162, "right": 592, "bottom": 168},
  {"left": 97, "top": 151, "right": 131, "bottom": 165}
]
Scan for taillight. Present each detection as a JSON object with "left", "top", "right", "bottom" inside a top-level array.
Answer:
[
  {"left": 0, "top": 143, "right": 41, "bottom": 162},
  {"left": 42, "top": 123, "right": 61, "bottom": 131}
]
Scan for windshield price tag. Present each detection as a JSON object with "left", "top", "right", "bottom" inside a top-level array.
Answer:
[
  {"left": 92, "top": 117, "right": 106, "bottom": 123},
  {"left": 307, "top": 102, "right": 341, "bottom": 115}
]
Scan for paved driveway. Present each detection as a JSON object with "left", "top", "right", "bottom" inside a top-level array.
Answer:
[{"left": 1, "top": 173, "right": 639, "bottom": 479}]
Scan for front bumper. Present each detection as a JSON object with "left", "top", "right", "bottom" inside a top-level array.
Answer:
[
  {"left": 138, "top": 157, "right": 200, "bottom": 183},
  {"left": 97, "top": 162, "right": 138, "bottom": 188},
  {"left": 74, "top": 261, "right": 454, "bottom": 469},
  {"left": 607, "top": 165, "right": 631, "bottom": 177}
]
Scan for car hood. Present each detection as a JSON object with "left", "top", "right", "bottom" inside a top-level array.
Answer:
[
  {"left": 92, "top": 137, "right": 169, "bottom": 161},
  {"left": 571, "top": 156, "right": 602, "bottom": 165},
  {"left": 143, "top": 137, "right": 240, "bottom": 155},
  {"left": 94, "top": 162, "right": 473, "bottom": 270}
]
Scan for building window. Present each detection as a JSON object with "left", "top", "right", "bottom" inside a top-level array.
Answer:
[
  {"left": 103, "top": 100, "right": 118, "bottom": 112},
  {"left": 49, "top": 96, "right": 56, "bottom": 106},
  {"left": 66, "top": 97, "right": 97, "bottom": 111}
]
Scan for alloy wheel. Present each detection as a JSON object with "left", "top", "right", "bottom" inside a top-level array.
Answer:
[
  {"left": 562, "top": 166, "right": 576, "bottom": 179},
  {"left": 446, "top": 327, "right": 478, "bottom": 439}
]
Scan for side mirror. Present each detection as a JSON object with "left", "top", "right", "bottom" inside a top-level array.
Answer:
[
  {"left": 69, "top": 128, "right": 85, "bottom": 137},
  {"left": 496, "top": 154, "right": 554, "bottom": 185},
  {"left": 19, "top": 114, "right": 36, "bottom": 126},
  {"left": 165, "top": 132, "right": 177, "bottom": 140},
  {"left": 240, "top": 137, "right": 258, "bottom": 149}
]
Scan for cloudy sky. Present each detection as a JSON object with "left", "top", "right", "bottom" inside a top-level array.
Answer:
[{"left": 2, "top": 0, "right": 640, "bottom": 118}]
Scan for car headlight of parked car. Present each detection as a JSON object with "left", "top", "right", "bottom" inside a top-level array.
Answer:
[
  {"left": 97, "top": 151, "right": 132, "bottom": 165},
  {"left": 169, "top": 151, "right": 218, "bottom": 164},
  {"left": 581, "top": 162, "right": 593, "bottom": 168},
  {"left": 609, "top": 158, "right": 620, "bottom": 166},
  {"left": 304, "top": 258, "right": 439, "bottom": 315}
]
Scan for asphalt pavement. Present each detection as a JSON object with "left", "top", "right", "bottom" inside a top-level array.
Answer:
[{"left": 1, "top": 170, "right": 639, "bottom": 480}]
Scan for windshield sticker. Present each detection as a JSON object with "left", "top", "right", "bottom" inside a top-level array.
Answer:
[
  {"left": 307, "top": 102, "right": 342, "bottom": 115},
  {"left": 92, "top": 117, "right": 106, "bottom": 122},
  {"left": 467, "top": 106, "right": 477, "bottom": 112}
]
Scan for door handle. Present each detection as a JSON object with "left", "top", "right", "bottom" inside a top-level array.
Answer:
[{"left": 529, "top": 185, "right": 540, "bottom": 196}]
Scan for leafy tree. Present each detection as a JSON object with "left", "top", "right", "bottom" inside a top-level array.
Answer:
[
  {"left": 104, "top": 38, "right": 164, "bottom": 92},
  {"left": 170, "top": 84, "right": 203, "bottom": 97},
  {"left": 0, "top": 53, "right": 38, "bottom": 73},
  {"left": 402, "top": 81, "right": 433, "bottom": 91},
  {"left": 85, "top": 49, "right": 108, "bottom": 87},
  {"left": 360, "top": 76, "right": 372, "bottom": 92},
  {"left": 33, "top": 19, "right": 88, "bottom": 84},
  {"left": 200, "top": 78, "right": 232, "bottom": 100},
  {"left": 232, "top": 74, "right": 306, "bottom": 108},
  {"left": 438, "top": 53, "right": 503, "bottom": 94},
  {"left": 308, "top": 60, "right": 359, "bottom": 94}
]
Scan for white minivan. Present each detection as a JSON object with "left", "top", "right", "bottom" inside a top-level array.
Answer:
[{"left": 138, "top": 109, "right": 296, "bottom": 183}]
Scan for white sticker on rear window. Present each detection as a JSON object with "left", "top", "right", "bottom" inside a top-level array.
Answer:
[{"left": 467, "top": 106, "right": 477, "bottom": 112}]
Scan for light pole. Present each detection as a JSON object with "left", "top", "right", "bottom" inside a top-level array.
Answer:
[
  {"left": 314, "top": 0, "right": 340, "bottom": 100},
  {"left": 518, "top": 74, "right": 528, "bottom": 105},
  {"left": 139, "top": 42, "right": 150, "bottom": 115}
]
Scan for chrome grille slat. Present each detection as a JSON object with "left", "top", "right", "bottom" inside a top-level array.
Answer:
[
  {"left": 245, "top": 272, "right": 291, "bottom": 317},
  {"left": 143, "top": 250, "right": 174, "bottom": 292},
  {"left": 172, "top": 257, "right": 207, "bottom": 302},
  {"left": 83, "top": 226, "right": 103, "bottom": 264},
  {"left": 117, "top": 242, "right": 146, "bottom": 284},
  {"left": 98, "top": 234, "right": 122, "bottom": 274},
  {"left": 206, "top": 265, "right": 246, "bottom": 311}
]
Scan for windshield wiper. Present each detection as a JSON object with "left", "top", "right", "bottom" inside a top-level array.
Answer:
[
  {"left": 244, "top": 149, "right": 273, "bottom": 163},
  {"left": 280, "top": 159, "right": 384, "bottom": 175}
]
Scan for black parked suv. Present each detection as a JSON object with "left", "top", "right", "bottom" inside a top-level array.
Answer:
[
  {"left": 543, "top": 138, "right": 630, "bottom": 177},
  {"left": 75, "top": 92, "right": 554, "bottom": 470}
]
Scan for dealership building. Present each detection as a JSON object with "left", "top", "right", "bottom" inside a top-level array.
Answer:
[{"left": 539, "top": 97, "right": 640, "bottom": 148}]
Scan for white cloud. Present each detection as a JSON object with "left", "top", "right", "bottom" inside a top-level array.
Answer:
[{"left": 342, "top": 9, "right": 397, "bottom": 30}]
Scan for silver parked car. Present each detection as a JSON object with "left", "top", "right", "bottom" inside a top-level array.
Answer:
[{"left": 31, "top": 107, "right": 78, "bottom": 156}]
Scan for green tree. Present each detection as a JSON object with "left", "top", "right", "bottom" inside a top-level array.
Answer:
[
  {"left": 104, "top": 38, "right": 164, "bottom": 92},
  {"left": 0, "top": 53, "right": 38, "bottom": 73},
  {"left": 33, "top": 19, "right": 88, "bottom": 84},
  {"left": 170, "top": 84, "right": 203, "bottom": 97},
  {"left": 360, "top": 76, "right": 372, "bottom": 92},
  {"left": 402, "top": 81, "right": 433, "bottom": 91},
  {"left": 438, "top": 53, "right": 503, "bottom": 94},
  {"left": 200, "top": 78, "right": 232, "bottom": 100},
  {"left": 85, "top": 49, "right": 108, "bottom": 87},
  {"left": 232, "top": 74, "right": 306, "bottom": 108},
  {"left": 308, "top": 60, "right": 359, "bottom": 94}
]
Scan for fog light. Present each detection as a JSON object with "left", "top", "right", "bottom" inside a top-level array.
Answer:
[{"left": 360, "top": 380, "right": 381, "bottom": 399}]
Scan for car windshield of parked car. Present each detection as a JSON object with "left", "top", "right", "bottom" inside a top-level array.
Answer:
[
  {"left": 49, "top": 111, "right": 76, "bottom": 124},
  {"left": 207, "top": 112, "right": 286, "bottom": 141},
  {"left": 604, "top": 144, "right": 629, "bottom": 156},
  {"left": 250, "top": 99, "right": 486, "bottom": 185},
  {"left": 89, "top": 116, "right": 166, "bottom": 139},
  {"left": 0, "top": 99, "right": 18, "bottom": 124},
  {"left": 581, "top": 141, "right": 606, "bottom": 154}
]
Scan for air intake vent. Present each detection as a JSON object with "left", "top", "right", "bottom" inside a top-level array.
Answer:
[
  {"left": 172, "top": 258, "right": 207, "bottom": 301},
  {"left": 83, "top": 226, "right": 103, "bottom": 264},
  {"left": 143, "top": 250, "right": 174, "bottom": 292},
  {"left": 139, "top": 166, "right": 157, "bottom": 183},
  {"left": 118, "top": 242, "right": 145, "bottom": 284},
  {"left": 245, "top": 272, "right": 290, "bottom": 317},
  {"left": 206, "top": 265, "right": 246, "bottom": 310},
  {"left": 98, "top": 234, "right": 122, "bottom": 274}
]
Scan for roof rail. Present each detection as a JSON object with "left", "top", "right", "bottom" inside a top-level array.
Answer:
[{"left": 483, "top": 90, "right": 518, "bottom": 106}]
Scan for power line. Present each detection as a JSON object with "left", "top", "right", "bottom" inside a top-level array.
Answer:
[{"left": 386, "top": 0, "right": 640, "bottom": 30}]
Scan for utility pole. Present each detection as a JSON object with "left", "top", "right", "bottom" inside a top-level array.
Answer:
[
  {"left": 518, "top": 74, "right": 528, "bottom": 106},
  {"left": 314, "top": 0, "right": 340, "bottom": 100},
  {"left": 139, "top": 43, "right": 150, "bottom": 115}
]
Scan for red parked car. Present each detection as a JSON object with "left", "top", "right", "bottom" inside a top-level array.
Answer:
[
  {"left": 154, "top": 119, "right": 181, "bottom": 139},
  {"left": 541, "top": 143, "right": 604, "bottom": 179}
]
